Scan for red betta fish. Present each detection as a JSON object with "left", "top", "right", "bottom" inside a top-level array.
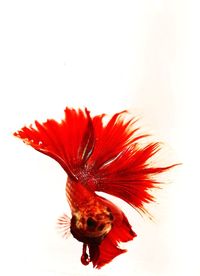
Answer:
[{"left": 14, "top": 107, "right": 176, "bottom": 269}]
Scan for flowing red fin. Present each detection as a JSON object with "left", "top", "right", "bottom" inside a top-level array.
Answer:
[
  {"left": 87, "top": 112, "right": 178, "bottom": 214},
  {"left": 57, "top": 213, "right": 71, "bottom": 239},
  {"left": 14, "top": 107, "right": 178, "bottom": 214},
  {"left": 14, "top": 108, "right": 94, "bottom": 180},
  {"left": 92, "top": 237, "right": 126, "bottom": 269}
]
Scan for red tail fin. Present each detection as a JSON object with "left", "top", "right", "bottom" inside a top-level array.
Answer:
[{"left": 14, "top": 107, "right": 177, "bottom": 213}]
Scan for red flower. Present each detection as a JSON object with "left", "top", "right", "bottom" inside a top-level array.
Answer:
[{"left": 14, "top": 107, "right": 176, "bottom": 268}]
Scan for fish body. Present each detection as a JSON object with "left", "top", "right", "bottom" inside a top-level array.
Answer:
[
  {"left": 66, "top": 180, "right": 136, "bottom": 267},
  {"left": 14, "top": 107, "right": 176, "bottom": 268}
]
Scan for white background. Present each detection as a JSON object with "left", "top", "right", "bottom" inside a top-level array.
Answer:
[{"left": 0, "top": 1, "right": 199, "bottom": 275}]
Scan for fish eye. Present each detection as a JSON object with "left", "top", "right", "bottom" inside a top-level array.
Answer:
[{"left": 87, "top": 217, "right": 97, "bottom": 228}]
